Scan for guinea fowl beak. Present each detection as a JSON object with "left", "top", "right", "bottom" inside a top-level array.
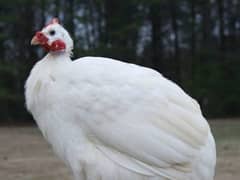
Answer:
[
  {"left": 31, "top": 36, "right": 39, "bottom": 45},
  {"left": 31, "top": 31, "right": 49, "bottom": 46}
]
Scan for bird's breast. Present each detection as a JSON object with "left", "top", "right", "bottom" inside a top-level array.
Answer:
[{"left": 25, "top": 72, "right": 57, "bottom": 115}]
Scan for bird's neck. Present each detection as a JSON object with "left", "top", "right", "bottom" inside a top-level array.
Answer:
[
  {"left": 46, "top": 51, "right": 71, "bottom": 60},
  {"left": 42, "top": 51, "right": 72, "bottom": 65}
]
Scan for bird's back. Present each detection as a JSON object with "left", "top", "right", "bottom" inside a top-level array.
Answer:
[{"left": 64, "top": 57, "right": 216, "bottom": 180}]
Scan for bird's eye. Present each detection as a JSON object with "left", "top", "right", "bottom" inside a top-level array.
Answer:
[{"left": 49, "top": 30, "right": 56, "bottom": 36}]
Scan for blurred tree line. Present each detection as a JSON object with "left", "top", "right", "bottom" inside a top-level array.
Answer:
[{"left": 0, "top": 0, "right": 239, "bottom": 123}]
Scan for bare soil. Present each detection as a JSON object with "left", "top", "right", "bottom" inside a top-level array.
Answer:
[
  {"left": 0, "top": 120, "right": 239, "bottom": 180},
  {"left": 0, "top": 127, "right": 71, "bottom": 180}
]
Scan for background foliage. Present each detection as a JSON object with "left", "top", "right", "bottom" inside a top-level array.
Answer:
[{"left": 0, "top": 0, "right": 239, "bottom": 123}]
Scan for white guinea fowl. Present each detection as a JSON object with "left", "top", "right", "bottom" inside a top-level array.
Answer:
[{"left": 25, "top": 18, "right": 216, "bottom": 180}]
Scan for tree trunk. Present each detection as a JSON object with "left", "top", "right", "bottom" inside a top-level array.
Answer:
[
  {"left": 54, "top": 0, "right": 60, "bottom": 17},
  {"left": 217, "top": 0, "right": 225, "bottom": 51},
  {"left": 170, "top": 0, "right": 181, "bottom": 83},
  {"left": 189, "top": 0, "right": 196, "bottom": 83},
  {"left": 190, "top": 1, "right": 196, "bottom": 57},
  {"left": 88, "top": 0, "right": 98, "bottom": 48},
  {"left": 64, "top": 0, "right": 75, "bottom": 40},
  {"left": 103, "top": 0, "right": 116, "bottom": 45},
  {"left": 201, "top": 0, "right": 211, "bottom": 49},
  {"left": 149, "top": 4, "right": 163, "bottom": 71},
  {"left": 226, "top": 0, "right": 237, "bottom": 50},
  {"left": 41, "top": 0, "right": 46, "bottom": 26}
]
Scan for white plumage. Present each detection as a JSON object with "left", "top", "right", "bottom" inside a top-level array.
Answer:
[{"left": 25, "top": 19, "right": 216, "bottom": 180}]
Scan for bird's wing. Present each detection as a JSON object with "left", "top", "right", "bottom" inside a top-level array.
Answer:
[{"left": 66, "top": 57, "right": 210, "bottom": 179}]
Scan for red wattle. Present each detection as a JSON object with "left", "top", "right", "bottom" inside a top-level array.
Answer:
[{"left": 49, "top": 40, "right": 66, "bottom": 51}]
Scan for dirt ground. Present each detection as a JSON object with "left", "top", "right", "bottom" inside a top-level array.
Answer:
[{"left": 0, "top": 120, "right": 240, "bottom": 180}]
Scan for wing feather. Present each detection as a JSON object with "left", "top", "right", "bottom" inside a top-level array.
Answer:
[{"left": 66, "top": 57, "right": 210, "bottom": 179}]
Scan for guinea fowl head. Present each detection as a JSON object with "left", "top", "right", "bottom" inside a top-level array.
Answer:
[{"left": 31, "top": 18, "right": 73, "bottom": 55}]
